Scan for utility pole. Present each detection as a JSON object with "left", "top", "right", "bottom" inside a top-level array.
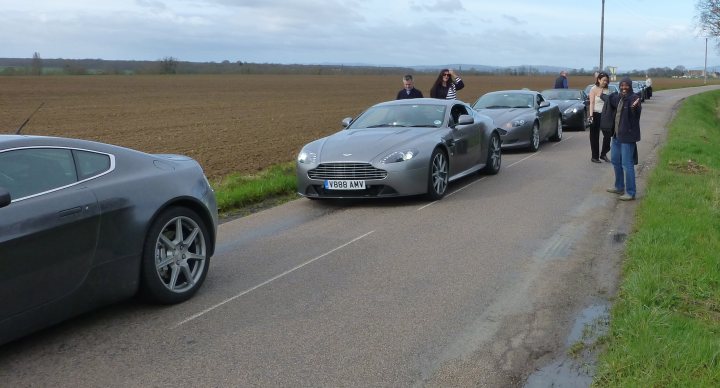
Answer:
[
  {"left": 704, "top": 37, "right": 708, "bottom": 85},
  {"left": 600, "top": 0, "right": 605, "bottom": 72}
]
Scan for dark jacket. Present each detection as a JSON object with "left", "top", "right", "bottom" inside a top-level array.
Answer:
[
  {"left": 600, "top": 78, "right": 642, "bottom": 143},
  {"left": 600, "top": 78, "right": 641, "bottom": 142},
  {"left": 396, "top": 88, "right": 424, "bottom": 100},
  {"left": 599, "top": 94, "right": 616, "bottom": 135},
  {"left": 554, "top": 75, "right": 568, "bottom": 88},
  {"left": 430, "top": 79, "right": 465, "bottom": 99}
]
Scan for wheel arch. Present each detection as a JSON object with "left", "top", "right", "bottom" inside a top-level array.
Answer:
[
  {"left": 144, "top": 197, "right": 217, "bottom": 258},
  {"left": 434, "top": 142, "right": 451, "bottom": 167}
]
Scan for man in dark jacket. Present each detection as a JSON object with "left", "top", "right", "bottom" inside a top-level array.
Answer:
[
  {"left": 396, "top": 74, "right": 424, "bottom": 100},
  {"left": 554, "top": 70, "right": 568, "bottom": 88},
  {"left": 602, "top": 77, "right": 641, "bottom": 200}
]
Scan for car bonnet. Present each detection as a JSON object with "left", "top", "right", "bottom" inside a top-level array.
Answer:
[{"left": 318, "top": 127, "right": 435, "bottom": 162}]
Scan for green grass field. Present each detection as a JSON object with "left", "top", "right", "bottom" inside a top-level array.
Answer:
[{"left": 593, "top": 90, "right": 720, "bottom": 386}]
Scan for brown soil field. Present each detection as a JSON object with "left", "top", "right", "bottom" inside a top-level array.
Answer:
[{"left": 0, "top": 74, "right": 713, "bottom": 181}]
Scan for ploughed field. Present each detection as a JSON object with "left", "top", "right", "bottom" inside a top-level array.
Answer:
[{"left": 0, "top": 74, "right": 704, "bottom": 181}]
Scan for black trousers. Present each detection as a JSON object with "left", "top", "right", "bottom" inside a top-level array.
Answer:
[{"left": 589, "top": 112, "right": 611, "bottom": 159}]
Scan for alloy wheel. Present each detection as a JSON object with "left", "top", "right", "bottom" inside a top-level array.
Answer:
[{"left": 154, "top": 215, "right": 207, "bottom": 293}]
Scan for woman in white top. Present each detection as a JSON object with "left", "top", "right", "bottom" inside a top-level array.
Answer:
[{"left": 587, "top": 72, "right": 612, "bottom": 163}]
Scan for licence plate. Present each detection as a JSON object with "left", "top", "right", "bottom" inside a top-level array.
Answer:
[{"left": 324, "top": 180, "right": 366, "bottom": 190}]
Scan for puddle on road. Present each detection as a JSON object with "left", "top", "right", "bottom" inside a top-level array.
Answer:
[{"left": 524, "top": 303, "right": 610, "bottom": 388}]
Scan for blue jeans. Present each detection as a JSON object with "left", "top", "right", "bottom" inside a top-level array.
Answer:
[{"left": 610, "top": 137, "right": 636, "bottom": 197}]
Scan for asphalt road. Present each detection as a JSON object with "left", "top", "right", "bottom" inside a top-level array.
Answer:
[{"left": 1, "top": 85, "right": 718, "bottom": 387}]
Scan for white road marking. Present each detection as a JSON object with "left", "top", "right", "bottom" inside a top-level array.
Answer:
[
  {"left": 552, "top": 134, "right": 575, "bottom": 146},
  {"left": 175, "top": 230, "right": 376, "bottom": 327},
  {"left": 506, "top": 151, "right": 541, "bottom": 168}
]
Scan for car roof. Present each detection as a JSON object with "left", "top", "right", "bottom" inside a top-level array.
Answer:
[
  {"left": 541, "top": 88, "right": 582, "bottom": 93},
  {"left": 1, "top": 134, "right": 93, "bottom": 148},
  {"left": 374, "top": 98, "right": 469, "bottom": 108},
  {"left": 0, "top": 134, "right": 136, "bottom": 156},
  {"left": 483, "top": 90, "right": 538, "bottom": 95}
]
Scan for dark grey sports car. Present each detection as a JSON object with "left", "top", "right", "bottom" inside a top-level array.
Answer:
[
  {"left": 541, "top": 88, "right": 589, "bottom": 131},
  {"left": 472, "top": 90, "right": 562, "bottom": 152},
  {"left": 296, "top": 98, "right": 502, "bottom": 200},
  {"left": 0, "top": 134, "right": 218, "bottom": 345}
]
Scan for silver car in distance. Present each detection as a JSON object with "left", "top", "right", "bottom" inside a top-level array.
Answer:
[
  {"left": 296, "top": 98, "right": 503, "bottom": 200},
  {"left": 473, "top": 90, "right": 562, "bottom": 152}
]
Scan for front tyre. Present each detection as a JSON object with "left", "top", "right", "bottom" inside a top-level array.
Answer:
[
  {"left": 426, "top": 148, "right": 449, "bottom": 200},
  {"left": 550, "top": 116, "right": 563, "bottom": 142},
  {"left": 482, "top": 133, "right": 502, "bottom": 175},
  {"left": 528, "top": 122, "right": 540, "bottom": 152},
  {"left": 140, "top": 207, "right": 210, "bottom": 304}
]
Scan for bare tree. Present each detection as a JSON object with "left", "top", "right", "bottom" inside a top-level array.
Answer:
[
  {"left": 31, "top": 52, "right": 43, "bottom": 75},
  {"left": 697, "top": 1, "right": 720, "bottom": 39},
  {"left": 159, "top": 56, "right": 178, "bottom": 74}
]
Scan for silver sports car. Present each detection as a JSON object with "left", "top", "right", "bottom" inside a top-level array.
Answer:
[
  {"left": 472, "top": 90, "right": 562, "bottom": 152},
  {"left": 296, "top": 98, "right": 502, "bottom": 200}
]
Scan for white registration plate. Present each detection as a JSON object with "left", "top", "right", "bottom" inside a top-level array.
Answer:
[{"left": 324, "top": 180, "right": 366, "bottom": 190}]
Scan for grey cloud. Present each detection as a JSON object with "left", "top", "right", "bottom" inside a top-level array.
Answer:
[
  {"left": 501, "top": 14, "right": 526, "bottom": 25},
  {"left": 135, "top": 0, "right": 167, "bottom": 11},
  {"left": 410, "top": 0, "right": 465, "bottom": 13}
]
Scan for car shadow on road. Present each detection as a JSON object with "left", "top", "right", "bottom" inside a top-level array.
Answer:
[{"left": 0, "top": 299, "right": 168, "bottom": 357}]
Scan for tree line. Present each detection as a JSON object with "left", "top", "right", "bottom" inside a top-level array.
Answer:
[{"left": 0, "top": 53, "right": 707, "bottom": 78}]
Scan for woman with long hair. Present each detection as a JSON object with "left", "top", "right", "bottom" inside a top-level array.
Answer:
[
  {"left": 587, "top": 72, "right": 612, "bottom": 163},
  {"left": 430, "top": 68, "right": 465, "bottom": 99}
]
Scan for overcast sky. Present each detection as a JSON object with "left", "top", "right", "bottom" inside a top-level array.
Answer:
[{"left": 1, "top": 0, "right": 716, "bottom": 71}]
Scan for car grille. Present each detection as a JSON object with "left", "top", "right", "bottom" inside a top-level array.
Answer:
[{"left": 308, "top": 163, "right": 387, "bottom": 180}]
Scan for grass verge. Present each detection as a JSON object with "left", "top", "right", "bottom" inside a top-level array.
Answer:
[
  {"left": 593, "top": 91, "right": 720, "bottom": 386},
  {"left": 212, "top": 162, "right": 298, "bottom": 219}
]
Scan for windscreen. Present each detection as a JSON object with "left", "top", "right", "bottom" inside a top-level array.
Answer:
[{"left": 347, "top": 104, "right": 447, "bottom": 129}]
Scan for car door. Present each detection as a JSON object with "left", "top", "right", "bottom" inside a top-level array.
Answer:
[
  {"left": 0, "top": 147, "right": 100, "bottom": 322},
  {"left": 536, "top": 93, "right": 553, "bottom": 137},
  {"left": 446, "top": 103, "right": 482, "bottom": 175}
]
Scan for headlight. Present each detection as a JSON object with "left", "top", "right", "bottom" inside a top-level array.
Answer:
[
  {"left": 510, "top": 119, "right": 525, "bottom": 127},
  {"left": 381, "top": 149, "right": 419, "bottom": 164},
  {"left": 564, "top": 107, "right": 578, "bottom": 114},
  {"left": 297, "top": 150, "right": 317, "bottom": 164}
]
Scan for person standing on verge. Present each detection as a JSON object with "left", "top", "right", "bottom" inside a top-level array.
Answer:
[
  {"left": 602, "top": 77, "right": 642, "bottom": 201},
  {"left": 430, "top": 69, "right": 464, "bottom": 99},
  {"left": 396, "top": 74, "right": 424, "bottom": 100},
  {"left": 645, "top": 75, "right": 653, "bottom": 99},
  {"left": 554, "top": 70, "right": 568, "bottom": 88},
  {"left": 587, "top": 72, "right": 612, "bottom": 163}
]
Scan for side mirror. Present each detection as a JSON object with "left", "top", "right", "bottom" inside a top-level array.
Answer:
[
  {"left": 539, "top": 101, "right": 550, "bottom": 108},
  {"left": 0, "top": 187, "right": 11, "bottom": 208},
  {"left": 341, "top": 117, "right": 353, "bottom": 128},
  {"left": 456, "top": 114, "right": 474, "bottom": 125}
]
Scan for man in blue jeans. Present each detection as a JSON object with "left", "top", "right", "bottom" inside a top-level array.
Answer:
[{"left": 602, "top": 77, "right": 641, "bottom": 200}]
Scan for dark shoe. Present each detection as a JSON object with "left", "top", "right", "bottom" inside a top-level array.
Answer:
[
  {"left": 607, "top": 187, "right": 624, "bottom": 194},
  {"left": 600, "top": 155, "right": 610, "bottom": 162},
  {"left": 619, "top": 194, "right": 635, "bottom": 201},
  {"left": 591, "top": 158, "right": 601, "bottom": 163}
]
